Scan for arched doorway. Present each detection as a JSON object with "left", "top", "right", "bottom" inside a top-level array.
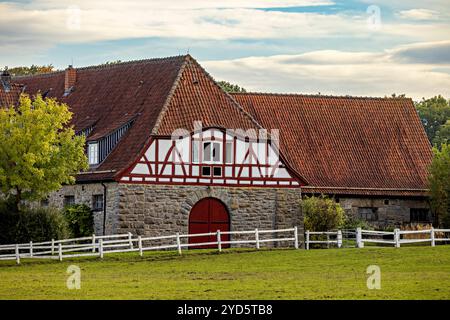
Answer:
[{"left": 189, "top": 197, "right": 230, "bottom": 249}]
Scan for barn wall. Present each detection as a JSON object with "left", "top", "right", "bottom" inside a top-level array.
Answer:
[
  {"left": 313, "top": 196, "right": 430, "bottom": 227},
  {"left": 47, "top": 182, "right": 120, "bottom": 235},
  {"left": 116, "top": 184, "right": 303, "bottom": 247}
]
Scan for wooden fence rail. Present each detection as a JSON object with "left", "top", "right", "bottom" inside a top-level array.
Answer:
[
  {"left": 305, "top": 227, "right": 450, "bottom": 249},
  {"left": 0, "top": 227, "right": 300, "bottom": 265}
]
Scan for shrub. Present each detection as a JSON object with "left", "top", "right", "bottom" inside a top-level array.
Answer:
[
  {"left": 302, "top": 195, "right": 345, "bottom": 231},
  {"left": 342, "top": 216, "right": 373, "bottom": 230},
  {"left": 63, "top": 204, "right": 94, "bottom": 238},
  {"left": 0, "top": 201, "right": 70, "bottom": 244}
]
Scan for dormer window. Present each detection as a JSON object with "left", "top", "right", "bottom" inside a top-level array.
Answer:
[{"left": 88, "top": 142, "right": 99, "bottom": 165}]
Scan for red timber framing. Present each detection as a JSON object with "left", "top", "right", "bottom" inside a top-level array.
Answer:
[{"left": 119, "top": 128, "right": 305, "bottom": 188}]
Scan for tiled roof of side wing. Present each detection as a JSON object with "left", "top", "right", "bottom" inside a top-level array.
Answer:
[{"left": 232, "top": 92, "right": 433, "bottom": 194}]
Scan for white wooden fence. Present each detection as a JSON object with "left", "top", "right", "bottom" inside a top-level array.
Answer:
[
  {"left": 305, "top": 227, "right": 450, "bottom": 249},
  {"left": 0, "top": 227, "right": 299, "bottom": 265}
]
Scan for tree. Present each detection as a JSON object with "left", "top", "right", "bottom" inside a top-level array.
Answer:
[
  {"left": 7, "top": 65, "right": 54, "bottom": 76},
  {"left": 217, "top": 81, "right": 247, "bottom": 93},
  {"left": 415, "top": 95, "right": 450, "bottom": 144},
  {"left": 0, "top": 94, "right": 88, "bottom": 211},
  {"left": 428, "top": 143, "right": 450, "bottom": 227},
  {"left": 302, "top": 195, "right": 345, "bottom": 231},
  {"left": 433, "top": 120, "right": 450, "bottom": 148}
]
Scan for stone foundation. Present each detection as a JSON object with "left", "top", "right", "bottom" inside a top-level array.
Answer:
[{"left": 116, "top": 184, "right": 304, "bottom": 247}]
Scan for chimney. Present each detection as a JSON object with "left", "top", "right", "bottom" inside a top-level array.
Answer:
[
  {"left": 64, "top": 65, "right": 76, "bottom": 92},
  {"left": 1, "top": 67, "right": 11, "bottom": 92}
]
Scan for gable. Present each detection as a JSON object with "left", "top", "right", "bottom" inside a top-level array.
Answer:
[{"left": 120, "top": 128, "right": 303, "bottom": 187}]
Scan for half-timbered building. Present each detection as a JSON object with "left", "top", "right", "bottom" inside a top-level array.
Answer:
[{"left": 0, "top": 55, "right": 433, "bottom": 240}]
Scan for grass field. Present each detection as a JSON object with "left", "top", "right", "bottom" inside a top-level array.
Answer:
[{"left": 1, "top": 246, "right": 450, "bottom": 299}]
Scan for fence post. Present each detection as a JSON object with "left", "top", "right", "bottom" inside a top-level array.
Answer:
[
  {"left": 58, "top": 243, "right": 62, "bottom": 261},
  {"left": 337, "top": 230, "right": 343, "bottom": 248},
  {"left": 176, "top": 233, "right": 182, "bottom": 255},
  {"left": 294, "top": 227, "right": 299, "bottom": 249},
  {"left": 128, "top": 232, "right": 133, "bottom": 249},
  {"left": 51, "top": 239, "right": 55, "bottom": 255},
  {"left": 29, "top": 241, "right": 33, "bottom": 258},
  {"left": 431, "top": 227, "right": 435, "bottom": 247},
  {"left": 217, "top": 230, "right": 222, "bottom": 252},
  {"left": 15, "top": 244, "right": 20, "bottom": 265},
  {"left": 306, "top": 230, "right": 310, "bottom": 250},
  {"left": 92, "top": 234, "right": 96, "bottom": 253},
  {"left": 356, "top": 228, "right": 363, "bottom": 248},
  {"left": 394, "top": 228, "right": 400, "bottom": 248},
  {"left": 255, "top": 228, "right": 260, "bottom": 250},
  {"left": 138, "top": 236, "right": 143, "bottom": 257},
  {"left": 326, "top": 234, "right": 330, "bottom": 249},
  {"left": 99, "top": 239, "right": 104, "bottom": 259}
]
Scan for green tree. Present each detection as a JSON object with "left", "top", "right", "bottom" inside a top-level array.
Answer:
[
  {"left": 428, "top": 143, "right": 450, "bottom": 227},
  {"left": 7, "top": 64, "right": 54, "bottom": 76},
  {"left": 415, "top": 95, "right": 450, "bottom": 144},
  {"left": 217, "top": 81, "right": 247, "bottom": 93},
  {"left": 302, "top": 195, "right": 345, "bottom": 231},
  {"left": 0, "top": 94, "right": 88, "bottom": 211},
  {"left": 433, "top": 120, "right": 450, "bottom": 148}
]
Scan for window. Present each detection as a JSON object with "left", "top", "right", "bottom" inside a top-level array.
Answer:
[
  {"left": 410, "top": 208, "right": 430, "bottom": 223},
  {"left": 88, "top": 142, "right": 99, "bottom": 165},
  {"left": 92, "top": 194, "right": 104, "bottom": 211},
  {"left": 64, "top": 195, "right": 75, "bottom": 207},
  {"left": 384, "top": 199, "right": 389, "bottom": 205},
  {"left": 192, "top": 141, "right": 199, "bottom": 163},
  {"left": 225, "top": 142, "right": 233, "bottom": 164},
  {"left": 201, "top": 166, "right": 211, "bottom": 176},
  {"left": 358, "top": 207, "right": 378, "bottom": 221},
  {"left": 202, "top": 141, "right": 221, "bottom": 163},
  {"left": 213, "top": 167, "right": 222, "bottom": 177}
]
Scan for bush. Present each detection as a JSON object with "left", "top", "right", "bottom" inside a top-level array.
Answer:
[
  {"left": 302, "top": 195, "right": 345, "bottom": 231},
  {"left": 342, "top": 216, "right": 373, "bottom": 230},
  {"left": 63, "top": 204, "right": 94, "bottom": 238},
  {"left": 0, "top": 201, "right": 70, "bottom": 244}
]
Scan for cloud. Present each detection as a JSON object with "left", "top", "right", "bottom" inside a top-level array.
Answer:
[
  {"left": 202, "top": 44, "right": 450, "bottom": 100},
  {"left": 389, "top": 40, "right": 450, "bottom": 64},
  {"left": 1, "top": 0, "right": 449, "bottom": 54},
  {"left": 398, "top": 9, "right": 439, "bottom": 20}
]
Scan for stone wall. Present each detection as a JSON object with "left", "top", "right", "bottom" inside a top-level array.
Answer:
[
  {"left": 117, "top": 184, "right": 303, "bottom": 247},
  {"left": 47, "top": 182, "right": 119, "bottom": 235},
  {"left": 335, "top": 196, "right": 430, "bottom": 227}
]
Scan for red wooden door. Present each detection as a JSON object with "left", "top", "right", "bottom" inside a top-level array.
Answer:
[{"left": 189, "top": 198, "right": 230, "bottom": 249}]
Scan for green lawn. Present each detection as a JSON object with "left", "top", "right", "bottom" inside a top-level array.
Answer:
[{"left": 1, "top": 246, "right": 450, "bottom": 299}]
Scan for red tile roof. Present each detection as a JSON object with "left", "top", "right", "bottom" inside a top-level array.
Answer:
[
  {"left": 12, "top": 56, "right": 188, "bottom": 181},
  {"left": 233, "top": 93, "right": 433, "bottom": 196},
  {"left": 0, "top": 83, "right": 23, "bottom": 107},
  {"left": 2, "top": 56, "right": 433, "bottom": 196}
]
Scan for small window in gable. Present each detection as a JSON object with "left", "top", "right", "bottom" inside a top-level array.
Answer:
[
  {"left": 192, "top": 141, "right": 199, "bottom": 163},
  {"left": 202, "top": 141, "right": 221, "bottom": 163},
  {"left": 225, "top": 142, "right": 233, "bottom": 164},
  {"left": 88, "top": 142, "right": 99, "bottom": 165}
]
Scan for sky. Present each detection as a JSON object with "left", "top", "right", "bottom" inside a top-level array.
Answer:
[{"left": 1, "top": 0, "right": 449, "bottom": 99}]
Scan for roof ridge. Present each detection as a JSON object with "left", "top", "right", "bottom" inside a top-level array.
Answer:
[
  {"left": 11, "top": 55, "right": 188, "bottom": 80},
  {"left": 186, "top": 56, "right": 265, "bottom": 131},
  {"left": 231, "top": 91, "right": 413, "bottom": 101}
]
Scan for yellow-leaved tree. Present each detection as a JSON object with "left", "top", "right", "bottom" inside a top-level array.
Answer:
[{"left": 0, "top": 94, "right": 88, "bottom": 211}]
